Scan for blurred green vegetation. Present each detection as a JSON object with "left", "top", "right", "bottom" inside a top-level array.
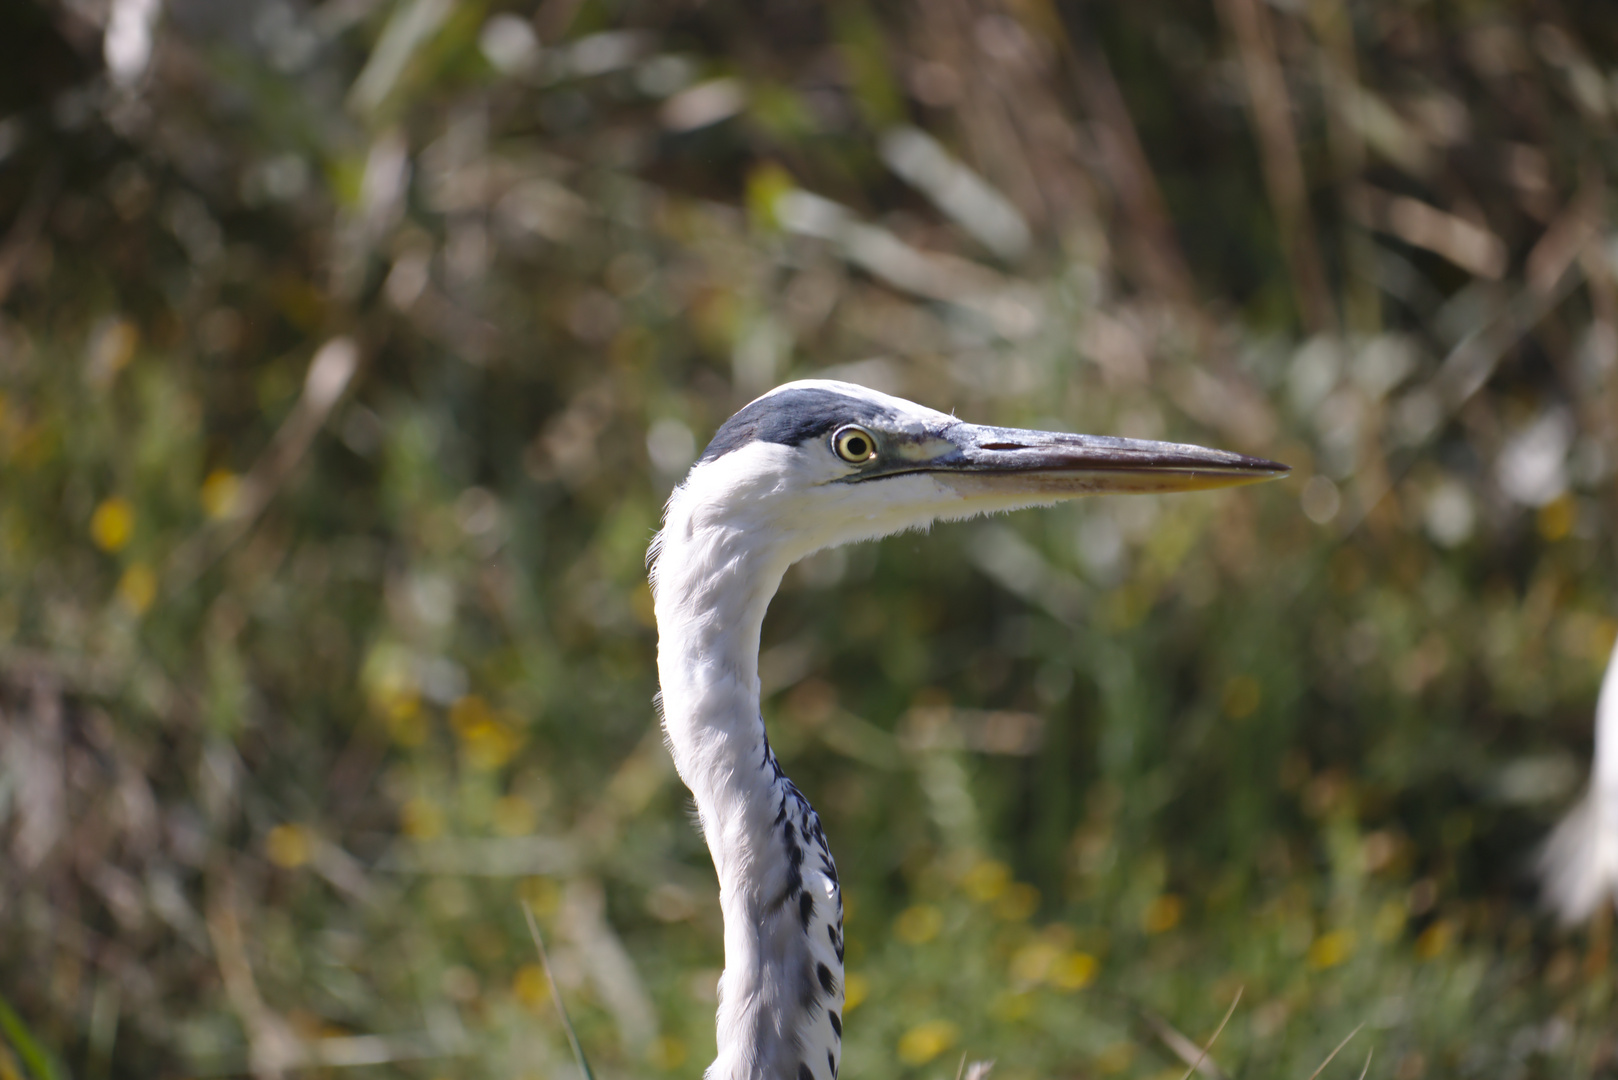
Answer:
[{"left": 1, "top": 0, "right": 1616, "bottom": 1078}]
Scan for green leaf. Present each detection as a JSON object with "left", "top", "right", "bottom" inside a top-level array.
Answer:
[{"left": 0, "top": 993, "right": 66, "bottom": 1080}]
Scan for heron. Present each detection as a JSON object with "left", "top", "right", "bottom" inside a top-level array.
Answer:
[
  {"left": 1539, "top": 632, "right": 1618, "bottom": 923},
  {"left": 648, "top": 380, "right": 1288, "bottom": 1080}
]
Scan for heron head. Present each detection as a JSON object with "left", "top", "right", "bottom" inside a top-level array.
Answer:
[{"left": 661, "top": 379, "right": 1288, "bottom": 575}]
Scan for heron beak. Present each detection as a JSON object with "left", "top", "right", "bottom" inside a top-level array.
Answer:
[{"left": 865, "top": 423, "right": 1289, "bottom": 496}]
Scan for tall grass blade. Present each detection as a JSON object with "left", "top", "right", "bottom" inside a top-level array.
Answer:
[
  {"left": 522, "top": 901, "right": 596, "bottom": 1080},
  {"left": 1175, "top": 985, "right": 1240, "bottom": 1080},
  {"left": 1305, "top": 1023, "right": 1365, "bottom": 1080},
  {"left": 0, "top": 994, "right": 64, "bottom": 1080}
]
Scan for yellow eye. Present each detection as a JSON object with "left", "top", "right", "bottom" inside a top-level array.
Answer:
[{"left": 833, "top": 425, "right": 877, "bottom": 463}]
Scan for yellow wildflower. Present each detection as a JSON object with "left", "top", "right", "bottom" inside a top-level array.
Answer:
[
  {"left": 961, "top": 859, "right": 1010, "bottom": 902},
  {"left": 897, "top": 1020, "right": 957, "bottom": 1066},
  {"left": 266, "top": 824, "right": 311, "bottom": 868},
  {"left": 117, "top": 563, "right": 158, "bottom": 615},
  {"left": 200, "top": 468, "right": 242, "bottom": 519},
  {"left": 893, "top": 904, "right": 943, "bottom": 945},
  {"left": 91, "top": 497, "right": 134, "bottom": 552},
  {"left": 512, "top": 964, "right": 549, "bottom": 1011},
  {"left": 1142, "top": 894, "right": 1183, "bottom": 934},
  {"left": 1050, "top": 950, "right": 1097, "bottom": 991},
  {"left": 1307, "top": 929, "right": 1355, "bottom": 969}
]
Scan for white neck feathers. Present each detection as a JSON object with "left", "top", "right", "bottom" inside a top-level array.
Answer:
[{"left": 651, "top": 453, "right": 847, "bottom": 1080}]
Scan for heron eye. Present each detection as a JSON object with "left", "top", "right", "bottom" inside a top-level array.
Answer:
[{"left": 833, "top": 426, "right": 876, "bottom": 463}]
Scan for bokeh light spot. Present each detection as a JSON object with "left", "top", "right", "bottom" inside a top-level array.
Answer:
[
  {"left": 1049, "top": 951, "right": 1097, "bottom": 991},
  {"left": 1307, "top": 928, "right": 1355, "bottom": 969},
  {"left": 512, "top": 964, "right": 550, "bottom": 1012},
  {"left": 1415, "top": 919, "right": 1453, "bottom": 960},
  {"left": 842, "top": 972, "right": 868, "bottom": 1014},
  {"left": 961, "top": 859, "right": 1010, "bottom": 902},
  {"left": 647, "top": 1036, "right": 687, "bottom": 1070},
  {"left": 401, "top": 798, "right": 444, "bottom": 839},
  {"left": 1095, "top": 1042, "right": 1135, "bottom": 1074},
  {"left": 201, "top": 468, "right": 242, "bottom": 519},
  {"left": 990, "top": 990, "right": 1034, "bottom": 1023},
  {"left": 266, "top": 824, "right": 311, "bottom": 868},
  {"left": 994, "top": 882, "right": 1040, "bottom": 921},
  {"left": 117, "top": 563, "right": 158, "bottom": 615},
  {"left": 492, "top": 795, "right": 536, "bottom": 836},
  {"left": 894, "top": 904, "right": 943, "bottom": 945},
  {"left": 1536, "top": 494, "right": 1575, "bottom": 541},
  {"left": 1300, "top": 475, "right": 1341, "bottom": 524},
  {"left": 91, "top": 497, "right": 134, "bottom": 552},
  {"left": 1142, "top": 894, "right": 1183, "bottom": 934},
  {"left": 1009, "top": 940, "right": 1059, "bottom": 983},
  {"left": 896, "top": 1019, "right": 957, "bottom": 1066},
  {"left": 1373, "top": 901, "right": 1406, "bottom": 943}
]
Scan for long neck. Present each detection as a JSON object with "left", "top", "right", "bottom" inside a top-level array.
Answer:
[
  {"left": 653, "top": 521, "right": 784, "bottom": 885},
  {"left": 652, "top": 512, "right": 846, "bottom": 1080}
]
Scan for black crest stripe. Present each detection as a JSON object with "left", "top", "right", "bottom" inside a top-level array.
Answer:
[{"left": 697, "top": 388, "right": 903, "bottom": 463}]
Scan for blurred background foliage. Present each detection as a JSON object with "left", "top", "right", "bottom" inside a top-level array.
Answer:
[{"left": 1, "top": 0, "right": 1617, "bottom": 1077}]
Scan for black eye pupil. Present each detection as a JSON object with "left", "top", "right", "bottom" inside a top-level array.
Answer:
[{"left": 847, "top": 437, "right": 867, "bottom": 457}]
